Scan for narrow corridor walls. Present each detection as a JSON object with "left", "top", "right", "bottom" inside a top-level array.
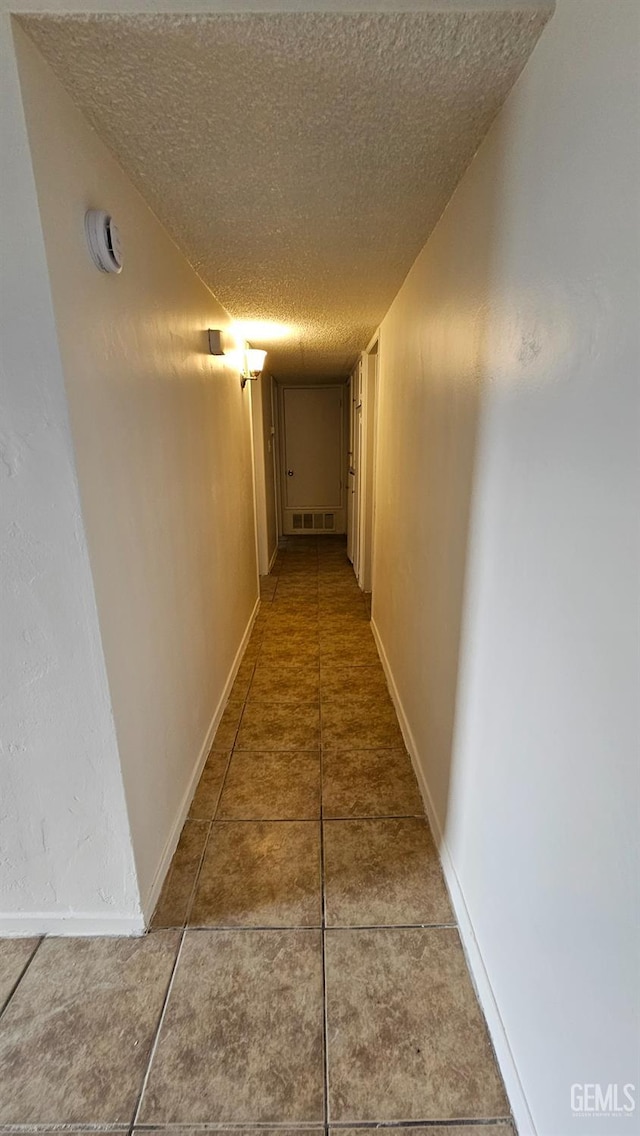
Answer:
[
  {"left": 372, "top": 2, "right": 639, "bottom": 1133},
  {"left": 13, "top": 24, "right": 259, "bottom": 923}
]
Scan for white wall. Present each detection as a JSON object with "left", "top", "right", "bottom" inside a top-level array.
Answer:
[
  {"left": 372, "top": 3, "right": 640, "bottom": 1134},
  {"left": 14, "top": 25, "right": 259, "bottom": 918},
  {"left": 0, "top": 14, "right": 140, "bottom": 934}
]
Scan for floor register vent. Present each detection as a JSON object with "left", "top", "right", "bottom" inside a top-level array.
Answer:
[{"left": 292, "top": 512, "right": 335, "bottom": 531}]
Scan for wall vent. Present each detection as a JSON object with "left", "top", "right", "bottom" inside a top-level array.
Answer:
[{"left": 291, "top": 512, "right": 336, "bottom": 532}]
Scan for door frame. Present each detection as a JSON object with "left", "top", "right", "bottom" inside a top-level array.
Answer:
[
  {"left": 359, "top": 332, "right": 380, "bottom": 593},
  {"left": 276, "top": 382, "right": 347, "bottom": 535},
  {"left": 348, "top": 357, "right": 364, "bottom": 577},
  {"left": 347, "top": 330, "right": 380, "bottom": 592}
]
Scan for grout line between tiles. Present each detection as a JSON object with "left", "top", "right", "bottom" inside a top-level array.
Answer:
[
  {"left": 0, "top": 937, "right": 43, "bottom": 1022},
  {"left": 179, "top": 817, "right": 213, "bottom": 929},
  {"left": 0, "top": 1123, "right": 513, "bottom": 1133},
  {"left": 168, "top": 921, "right": 457, "bottom": 932},
  {"left": 323, "top": 1121, "right": 514, "bottom": 1130},
  {"left": 130, "top": 927, "right": 187, "bottom": 1128}
]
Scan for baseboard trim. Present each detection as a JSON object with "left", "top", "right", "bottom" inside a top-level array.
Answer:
[
  {"left": 140, "top": 594, "right": 261, "bottom": 925},
  {"left": 268, "top": 543, "right": 278, "bottom": 572},
  {"left": 371, "top": 616, "right": 536, "bottom": 1136},
  {"left": 0, "top": 912, "right": 145, "bottom": 937}
]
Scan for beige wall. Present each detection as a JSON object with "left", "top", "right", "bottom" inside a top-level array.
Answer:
[
  {"left": 15, "top": 25, "right": 259, "bottom": 916},
  {"left": 0, "top": 13, "right": 140, "bottom": 934},
  {"left": 373, "top": 2, "right": 639, "bottom": 1133}
]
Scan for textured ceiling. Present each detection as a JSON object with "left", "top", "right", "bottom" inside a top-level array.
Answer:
[{"left": 20, "top": 9, "right": 550, "bottom": 379}]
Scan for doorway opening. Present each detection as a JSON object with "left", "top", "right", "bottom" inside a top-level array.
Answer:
[{"left": 276, "top": 383, "right": 347, "bottom": 536}]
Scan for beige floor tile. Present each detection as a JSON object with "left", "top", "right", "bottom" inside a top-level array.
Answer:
[
  {"left": 151, "top": 820, "right": 209, "bottom": 929},
  {"left": 236, "top": 703, "right": 320, "bottom": 750},
  {"left": 230, "top": 659, "right": 256, "bottom": 700},
  {"left": 318, "top": 591, "right": 370, "bottom": 609},
  {"left": 270, "top": 603, "right": 319, "bottom": 620},
  {"left": 188, "top": 750, "right": 230, "bottom": 819},
  {"left": 321, "top": 610, "right": 370, "bottom": 629},
  {"left": 218, "top": 750, "right": 321, "bottom": 819},
  {"left": 261, "top": 627, "right": 319, "bottom": 648},
  {"left": 318, "top": 600, "right": 368, "bottom": 617},
  {"left": 317, "top": 570, "right": 356, "bottom": 580},
  {"left": 0, "top": 939, "right": 40, "bottom": 1013},
  {"left": 141, "top": 1130, "right": 324, "bottom": 1136},
  {"left": 0, "top": 932, "right": 179, "bottom": 1125},
  {"left": 242, "top": 638, "right": 263, "bottom": 662},
  {"left": 190, "top": 820, "right": 322, "bottom": 927},
  {"left": 321, "top": 696, "right": 404, "bottom": 749},
  {"left": 210, "top": 700, "right": 245, "bottom": 750},
  {"left": 323, "top": 818, "right": 454, "bottom": 927},
  {"left": 323, "top": 749, "right": 423, "bottom": 818},
  {"left": 248, "top": 661, "right": 320, "bottom": 703},
  {"left": 320, "top": 664, "right": 389, "bottom": 702},
  {"left": 333, "top": 1128, "right": 513, "bottom": 1136},
  {"left": 325, "top": 927, "right": 509, "bottom": 1122},
  {"left": 138, "top": 929, "right": 324, "bottom": 1123},
  {"left": 319, "top": 634, "right": 380, "bottom": 666},
  {"left": 261, "top": 617, "right": 319, "bottom": 638},
  {"left": 319, "top": 623, "right": 376, "bottom": 643},
  {"left": 276, "top": 576, "right": 318, "bottom": 588},
  {"left": 259, "top": 639, "right": 320, "bottom": 662},
  {"left": 271, "top": 593, "right": 318, "bottom": 607},
  {"left": 282, "top": 562, "right": 317, "bottom": 569}
]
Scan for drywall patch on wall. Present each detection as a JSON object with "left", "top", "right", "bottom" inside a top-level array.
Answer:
[
  {"left": 0, "top": 12, "right": 141, "bottom": 929},
  {"left": 13, "top": 24, "right": 259, "bottom": 909},
  {"left": 373, "top": 2, "right": 639, "bottom": 1133}
]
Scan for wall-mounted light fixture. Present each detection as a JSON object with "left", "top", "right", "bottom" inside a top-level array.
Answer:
[
  {"left": 208, "top": 328, "right": 224, "bottom": 355},
  {"left": 241, "top": 347, "right": 267, "bottom": 389},
  {"left": 208, "top": 329, "right": 267, "bottom": 388}
]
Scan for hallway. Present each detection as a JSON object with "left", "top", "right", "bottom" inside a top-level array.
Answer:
[{"left": 0, "top": 537, "right": 510, "bottom": 1129}]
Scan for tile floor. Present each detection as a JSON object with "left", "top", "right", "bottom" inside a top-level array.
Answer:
[{"left": 0, "top": 535, "right": 514, "bottom": 1133}]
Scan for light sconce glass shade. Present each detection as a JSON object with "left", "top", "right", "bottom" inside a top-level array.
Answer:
[{"left": 241, "top": 347, "right": 267, "bottom": 388}]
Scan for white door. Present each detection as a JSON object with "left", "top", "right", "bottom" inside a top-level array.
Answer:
[
  {"left": 280, "top": 385, "right": 346, "bottom": 535},
  {"left": 347, "top": 361, "right": 364, "bottom": 570}
]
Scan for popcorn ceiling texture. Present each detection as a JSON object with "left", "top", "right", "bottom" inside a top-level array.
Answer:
[{"left": 19, "top": 9, "right": 549, "bottom": 378}]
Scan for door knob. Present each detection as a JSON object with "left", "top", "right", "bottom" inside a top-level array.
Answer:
[{"left": 287, "top": 469, "right": 294, "bottom": 477}]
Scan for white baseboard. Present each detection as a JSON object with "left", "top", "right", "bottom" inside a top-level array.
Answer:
[
  {"left": 371, "top": 616, "right": 536, "bottom": 1136},
  {"left": 140, "top": 595, "right": 261, "bottom": 924},
  {"left": 0, "top": 912, "right": 145, "bottom": 937},
  {"left": 268, "top": 543, "right": 279, "bottom": 572}
]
